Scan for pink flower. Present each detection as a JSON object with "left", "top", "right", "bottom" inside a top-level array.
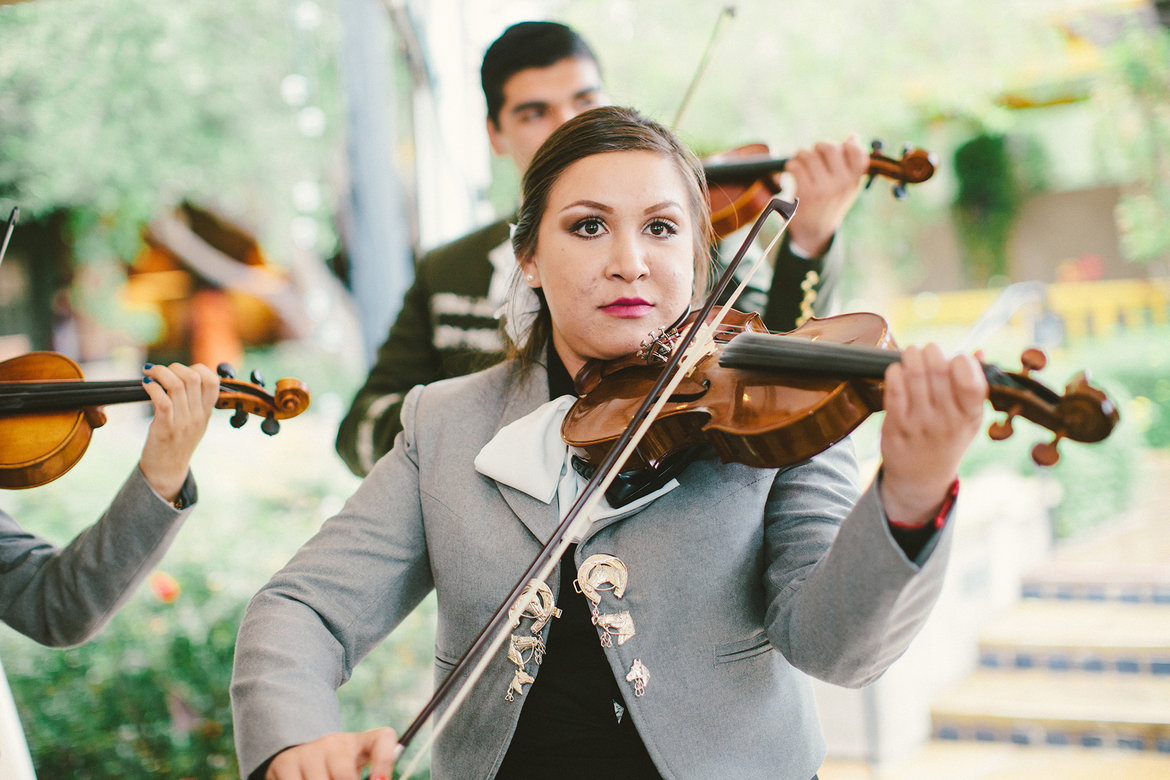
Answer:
[{"left": 150, "top": 571, "right": 181, "bottom": 603}]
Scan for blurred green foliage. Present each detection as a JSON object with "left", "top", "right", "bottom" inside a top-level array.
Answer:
[
  {"left": 0, "top": 0, "right": 343, "bottom": 336},
  {"left": 6, "top": 569, "right": 241, "bottom": 777},
  {"left": 953, "top": 134, "right": 1022, "bottom": 284},
  {"left": 1097, "top": 26, "right": 1170, "bottom": 266}
]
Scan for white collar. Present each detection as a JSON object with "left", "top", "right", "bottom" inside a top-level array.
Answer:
[
  {"left": 488, "top": 228, "right": 541, "bottom": 346},
  {"left": 474, "top": 394, "right": 679, "bottom": 534},
  {"left": 486, "top": 236, "right": 517, "bottom": 308},
  {"left": 475, "top": 395, "right": 575, "bottom": 503}
]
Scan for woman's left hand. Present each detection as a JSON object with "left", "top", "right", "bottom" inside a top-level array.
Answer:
[
  {"left": 878, "top": 344, "right": 987, "bottom": 527},
  {"left": 138, "top": 362, "right": 220, "bottom": 503},
  {"left": 783, "top": 135, "right": 870, "bottom": 256}
]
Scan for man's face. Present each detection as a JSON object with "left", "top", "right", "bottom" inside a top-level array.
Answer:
[{"left": 487, "top": 56, "right": 608, "bottom": 175}]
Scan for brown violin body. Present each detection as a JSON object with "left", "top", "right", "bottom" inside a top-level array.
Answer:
[
  {"left": 0, "top": 352, "right": 105, "bottom": 490},
  {"left": 0, "top": 351, "right": 310, "bottom": 489},
  {"left": 563, "top": 309, "right": 897, "bottom": 471},
  {"left": 563, "top": 307, "right": 1119, "bottom": 474}
]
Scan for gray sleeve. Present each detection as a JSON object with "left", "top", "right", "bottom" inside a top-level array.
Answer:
[
  {"left": 232, "top": 386, "right": 435, "bottom": 778},
  {"left": 761, "top": 441, "right": 954, "bottom": 687},
  {"left": 0, "top": 467, "right": 194, "bottom": 647}
]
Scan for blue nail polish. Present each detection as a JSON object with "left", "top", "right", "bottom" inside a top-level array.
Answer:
[
  {"left": 143, "top": 363, "right": 154, "bottom": 370},
  {"left": 143, "top": 376, "right": 154, "bottom": 384}
]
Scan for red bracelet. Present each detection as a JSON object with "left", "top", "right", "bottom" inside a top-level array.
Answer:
[{"left": 887, "top": 477, "right": 960, "bottom": 531}]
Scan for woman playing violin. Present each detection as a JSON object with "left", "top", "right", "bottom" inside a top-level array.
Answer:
[
  {"left": 231, "top": 106, "right": 987, "bottom": 780},
  {"left": 0, "top": 360, "right": 218, "bottom": 779},
  {"left": 0, "top": 361, "right": 219, "bottom": 646}
]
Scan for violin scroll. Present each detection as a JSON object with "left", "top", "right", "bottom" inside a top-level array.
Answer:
[
  {"left": 985, "top": 349, "right": 1119, "bottom": 466},
  {"left": 215, "top": 363, "right": 311, "bottom": 436},
  {"left": 865, "top": 140, "right": 937, "bottom": 199}
]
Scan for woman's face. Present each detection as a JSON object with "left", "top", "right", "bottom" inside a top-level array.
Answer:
[{"left": 521, "top": 150, "right": 697, "bottom": 379}]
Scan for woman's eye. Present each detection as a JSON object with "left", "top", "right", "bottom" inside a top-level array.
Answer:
[
  {"left": 572, "top": 218, "right": 607, "bottom": 238},
  {"left": 645, "top": 219, "right": 678, "bottom": 237}
]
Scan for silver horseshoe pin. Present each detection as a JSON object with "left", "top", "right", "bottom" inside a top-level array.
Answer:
[
  {"left": 573, "top": 554, "right": 629, "bottom": 605},
  {"left": 508, "top": 579, "right": 562, "bottom": 634}
]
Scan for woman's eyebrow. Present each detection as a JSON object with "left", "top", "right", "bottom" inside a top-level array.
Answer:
[{"left": 560, "top": 199, "right": 612, "bottom": 214}]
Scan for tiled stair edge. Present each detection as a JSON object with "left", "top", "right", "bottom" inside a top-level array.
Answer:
[
  {"left": 978, "top": 647, "right": 1170, "bottom": 675},
  {"left": 1020, "top": 581, "right": 1170, "bottom": 603},
  {"left": 932, "top": 717, "right": 1170, "bottom": 753}
]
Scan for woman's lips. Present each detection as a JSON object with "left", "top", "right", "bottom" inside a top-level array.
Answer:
[{"left": 600, "top": 298, "right": 653, "bottom": 318}]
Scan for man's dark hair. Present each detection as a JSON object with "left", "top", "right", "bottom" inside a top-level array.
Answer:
[{"left": 481, "top": 21, "right": 599, "bottom": 126}]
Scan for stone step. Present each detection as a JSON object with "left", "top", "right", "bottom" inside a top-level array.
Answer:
[
  {"left": 976, "top": 600, "right": 1170, "bottom": 675},
  {"left": 930, "top": 669, "right": 1170, "bottom": 752},
  {"left": 1019, "top": 451, "right": 1170, "bottom": 607}
]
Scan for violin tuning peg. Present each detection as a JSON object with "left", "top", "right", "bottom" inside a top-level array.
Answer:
[
  {"left": 1020, "top": 348, "right": 1047, "bottom": 375},
  {"left": 892, "top": 183, "right": 908, "bottom": 200},
  {"left": 1031, "top": 437, "right": 1061, "bottom": 467},
  {"left": 230, "top": 404, "right": 249, "bottom": 429},
  {"left": 870, "top": 139, "right": 883, "bottom": 153},
  {"left": 864, "top": 173, "right": 877, "bottom": 190},
  {"left": 250, "top": 369, "right": 266, "bottom": 387},
  {"left": 261, "top": 413, "right": 280, "bottom": 436},
  {"left": 988, "top": 414, "right": 1015, "bottom": 441},
  {"left": 217, "top": 363, "right": 237, "bottom": 379}
]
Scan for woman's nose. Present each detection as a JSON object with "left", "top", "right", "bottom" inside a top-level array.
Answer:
[{"left": 606, "top": 233, "right": 650, "bottom": 281}]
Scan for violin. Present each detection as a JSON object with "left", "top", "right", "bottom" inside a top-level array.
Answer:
[
  {"left": 563, "top": 306, "right": 1119, "bottom": 473},
  {"left": 702, "top": 140, "right": 937, "bottom": 238},
  {"left": 0, "top": 351, "right": 310, "bottom": 489}
]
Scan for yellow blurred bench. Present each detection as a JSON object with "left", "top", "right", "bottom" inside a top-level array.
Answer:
[{"left": 889, "top": 277, "right": 1170, "bottom": 342}]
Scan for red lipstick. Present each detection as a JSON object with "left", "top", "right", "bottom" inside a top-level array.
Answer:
[{"left": 601, "top": 297, "right": 653, "bottom": 318}]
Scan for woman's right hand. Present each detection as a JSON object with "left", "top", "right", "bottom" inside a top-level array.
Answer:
[
  {"left": 877, "top": 343, "right": 987, "bottom": 527},
  {"left": 266, "top": 728, "right": 399, "bottom": 780}
]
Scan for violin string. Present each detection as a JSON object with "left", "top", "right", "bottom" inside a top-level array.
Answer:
[{"left": 398, "top": 198, "right": 795, "bottom": 777}]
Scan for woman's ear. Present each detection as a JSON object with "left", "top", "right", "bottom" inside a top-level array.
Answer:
[{"left": 520, "top": 257, "right": 540, "bottom": 288}]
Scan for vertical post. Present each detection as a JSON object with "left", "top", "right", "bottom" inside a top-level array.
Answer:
[{"left": 337, "top": 0, "right": 414, "bottom": 365}]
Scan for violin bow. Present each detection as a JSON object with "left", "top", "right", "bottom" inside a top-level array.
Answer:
[
  {"left": 0, "top": 207, "right": 17, "bottom": 269},
  {"left": 671, "top": 6, "right": 736, "bottom": 130},
  {"left": 395, "top": 197, "right": 797, "bottom": 776}
]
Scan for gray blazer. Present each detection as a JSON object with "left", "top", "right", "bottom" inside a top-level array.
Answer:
[
  {"left": 232, "top": 359, "right": 954, "bottom": 780},
  {"left": 0, "top": 467, "right": 195, "bottom": 647}
]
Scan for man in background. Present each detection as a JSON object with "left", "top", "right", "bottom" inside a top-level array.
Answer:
[{"left": 336, "top": 21, "right": 867, "bottom": 477}]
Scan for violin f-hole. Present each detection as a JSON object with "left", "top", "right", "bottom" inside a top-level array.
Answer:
[{"left": 667, "top": 378, "right": 711, "bottom": 404}]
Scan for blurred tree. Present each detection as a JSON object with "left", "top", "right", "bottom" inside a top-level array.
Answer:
[
  {"left": 0, "top": 0, "right": 343, "bottom": 342},
  {"left": 952, "top": 133, "right": 1021, "bottom": 284},
  {"left": 548, "top": 0, "right": 1078, "bottom": 293}
]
